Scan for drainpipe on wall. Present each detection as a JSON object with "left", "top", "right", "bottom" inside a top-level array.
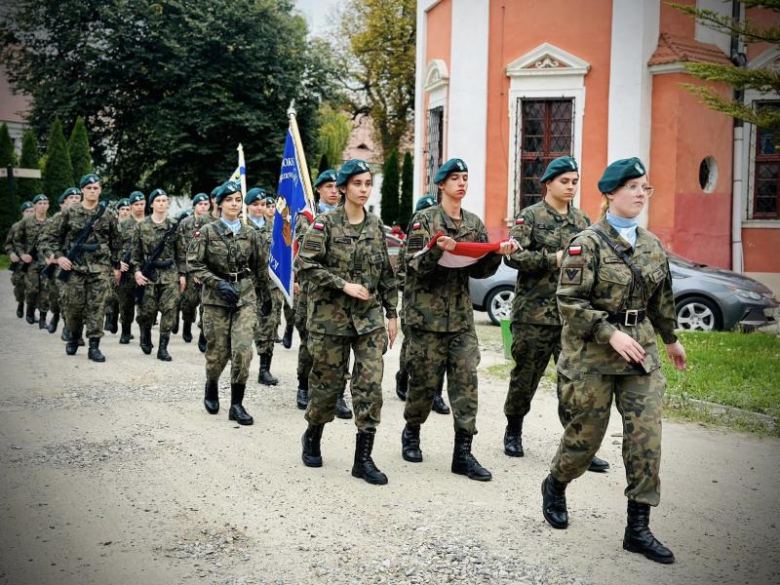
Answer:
[{"left": 731, "top": 0, "right": 746, "bottom": 273}]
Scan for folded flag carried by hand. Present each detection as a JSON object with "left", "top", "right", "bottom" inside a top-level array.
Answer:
[{"left": 412, "top": 230, "right": 518, "bottom": 268}]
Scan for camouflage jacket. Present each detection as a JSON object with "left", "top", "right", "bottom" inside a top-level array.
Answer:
[
  {"left": 177, "top": 213, "right": 212, "bottom": 269},
  {"left": 39, "top": 203, "right": 122, "bottom": 274},
  {"left": 4, "top": 220, "right": 23, "bottom": 255},
  {"left": 244, "top": 220, "right": 272, "bottom": 302},
  {"left": 12, "top": 215, "right": 49, "bottom": 263},
  {"left": 295, "top": 206, "right": 398, "bottom": 337},
  {"left": 504, "top": 200, "right": 590, "bottom": 325},
  {"left": 403, "top": 205, "right": 500, "bottom": 333},
  {"left": 188, "top": 220, "right": 267, "bottom": 309},
  {"left": 293, "top": 211, "right": 313, "bottom": 317},
  {"left": 556, "top": 217, "right": 678, "bottom": 376}
]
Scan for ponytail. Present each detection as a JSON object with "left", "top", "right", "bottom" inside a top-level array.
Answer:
[{"left": 599, "top": 195, "right": 610, "bottom": 218}]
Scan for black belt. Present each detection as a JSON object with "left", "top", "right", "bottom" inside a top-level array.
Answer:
[
  {"left": 606, "top": 309, "right": 646, "bottom": 326},
  {"left": 213, "top": 269, "right": 251, "bottom": 283}
]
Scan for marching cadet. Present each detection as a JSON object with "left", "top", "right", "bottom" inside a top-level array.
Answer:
[
  {"left": 177, "top": 192, "right": 212, "bottom": 344},
  {"left": 401, "top": 158, "right": 517, "bottom": 482},
  {"left": 43, "top": 187, "right": 83, "bottom": 336},
  {"left": 187, "top": 181, "right": 268, "bottom": 426},
  {"left": 13, "top": 193, "right": 51, "bottom": 327},
  {"left": 394, "top": 193, "right": 451, "bottom": 416},
  {"left": 117, "top": 191, "right": 146, "bottom": 343},
  {"left": 255, "top": 193, "right": 284, "bottom": 385},
  {"left": 104, "top": 198, "right": 132, "bottom": 335},
  {"left": 116, "top": 198, "right": 131, "bottom": 221},
  {"left": 5, "top": 201, "right": 35, "bottom": 319},
  {"left": 40, "top": 173, "right": 122, "bottom": 361},
  {"left": 297, "top": 159, "right": 398, "bottom": 486},
  {"left": 131, "top": 188, "right": 186, "bottom": 361},
  {"left": 541, "top": 158, "right": 686, "bottom": 564},
  {"left": 502, "top": 156, "right": 610, "bottom": 472}
]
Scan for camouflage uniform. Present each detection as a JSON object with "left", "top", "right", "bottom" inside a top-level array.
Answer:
[
  {"left": 551, "top": 217, "right": 678, "bottom": 506},
  {"left": 503, "top": 200, "right": 590, "bottom": 419},
  {"left": 402, "top": 205, "right": 500, "bottom": 434},
  {"left": 13, "top": 215, "right": 51, "bottom": 316},
  {"left": 42, "top": 213, "right": 65, "bottom": 317},
  {"left": 187, "top": 219, "right": 268, "bottom": 384},
  {"left": 5, "top": 220, "right": 27, "bottom": 305},
  {"left": 39, "top": 203, "right": 122, "bottom": 341},
  {"left": 293, "top": 212, "right": 313, "bottom": 379},
  {"left": 130, "top": 216, "right": 186, "bottom": 335},
  {"left": 176, "top": 213, "right": 211, "bottom": 327},
  {"left": 117, "top": 217, "right": 143, "bottom": 327},
  {"left": 295, "top": 206, "right": 398, "bottom": 432}
]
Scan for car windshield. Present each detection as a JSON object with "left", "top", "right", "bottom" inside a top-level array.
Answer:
[{"left": 668, "top": 252, "right": 705, "bottom": 269}]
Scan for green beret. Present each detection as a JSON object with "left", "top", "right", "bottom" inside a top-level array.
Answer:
[
  {"left": 210, "top": 186, "right": 221, "bottom": 198},
  {"left": 128, "top": 191, "right": 145, "bottom": 204},
  {"left": 32, "top": 194, "right": 48, "bottom": 204},
  {"left": 415, "top": 194, "right": 437, "bottom": 213},
  {"left": 117, "top": 198, "right": 131, "bottom": 208},
  {"left": 79, "top": 173, "right": 100, "bottom": 189},
  {"left": 20, "top": 201, "right": 34, "bottom": 212},
  {"left": 598, "top": 157, "right": 647, "bottom": 194},
  {"left": 58, "top": 187, "right": 81, "bottom": 205},
  {"left": 314, "top": 169, "right": 337, "bottom": 189},
  {"left": 433, "top": 158, "right": 468, "bottom": 184},
  {"left": 192, "top": 193, "right": 209, "bottom": 205},
  {"left": 539, "top": 156, "right": 578, "bottom": 184},
  {"left": 336, "top": 159, "right": 371, "bottom": 187},
  {"left": 177, "top": 209, "right": 192, "bottom": 221},
  {"left": 148, "top": 188, "right": 168, "bottom": 204},
  {"left": 215, "top": 181, "right": 240, "bottom": 204},
  {"left": 264, "top": 194, "right": 276, "bottom": 205},
  {"left": 245, "top": 187, "right": 266, "bottom": 205}
]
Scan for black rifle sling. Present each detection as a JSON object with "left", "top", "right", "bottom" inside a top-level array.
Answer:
[{"left": 590, "top": 227, "right": 646, "bottom": 305}]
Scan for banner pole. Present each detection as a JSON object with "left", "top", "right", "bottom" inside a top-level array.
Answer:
[
  {"left": 237, "top": 143, "right": 248, "bottom": 225},
  {"left": 287, "top": 103, "right": 315, "bottom": 210}
]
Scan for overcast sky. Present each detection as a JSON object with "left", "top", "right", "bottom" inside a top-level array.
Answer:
[{"left": 294, "top": 0, "right": 343, "bottom": 36}]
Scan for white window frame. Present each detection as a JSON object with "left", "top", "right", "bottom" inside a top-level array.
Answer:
[
  {"left": 424, "top": 59, "right": 449, "bottom": 196},
  {"left": 505, "top": 43, "right": 590, "bottom": 222}
]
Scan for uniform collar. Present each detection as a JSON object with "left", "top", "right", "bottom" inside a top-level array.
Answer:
[
  {"left": 596, "top": 216, "right": 648, "bottom": 254},
  {"left": 542, "top": 199, "right": 575, "bottom": 223}
]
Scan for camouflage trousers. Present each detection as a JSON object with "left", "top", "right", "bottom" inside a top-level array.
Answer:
[
  {"left": 254, "top": 287, "right": 287, "bottom": 355},
  {"left": 294, "top": 286, "right": 312, "bottom": 378},
  {"left": 24, "top": 265, "right": 49, "bottom": 312},
  {"left": 117, "top": 276, "right": 137, "bottom": 325},
  {"left": 505, "top": 323, "right": 564, "bottom": 420},
  {"left": 551, "top": 369, "right": 665, "bottom": 506},
  {"left": 105, "top": 274, "right": 119, "bottom": 317},
  {"left": 61, "top": 270, "right": 111, "bottom": 339},
  {"left": 11, "top": 268, "right": 26, "bottom": 303},
  {"left": 397, "top": 319, "right": 412, "bottom": 373},
  {"left": 136, "top": 281, "right": 178, "bottom": 334},
  {"left": 202, "top": 303, "right": 256, "bottom": 384},
  {"left": 404, "top": 327, "right": 480, "bottom": 434},
  {"left": 48, "top": 270, "right": 63, "bottom": 314},
  {"left": 305, "top": 328, "right": 386, "bottom": 432},
  {"left": 180, "top": 275, "right": 202, "bottom": 324}
]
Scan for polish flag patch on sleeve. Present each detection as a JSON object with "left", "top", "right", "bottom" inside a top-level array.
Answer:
[
  {"left": 313, "top": 222, "right": 325, "bottom": 231},
  {"left": 568, "top": 245, "right": 582, "bottom": 256},
  {"left": 515, "top": 218, "right": 525, "bottom": 225},
  {"left": 194, "top": 230, "right": 200, "bottom": 238},
  {"left": 412, "top": 222, "right": 421, "bottom": 230}
]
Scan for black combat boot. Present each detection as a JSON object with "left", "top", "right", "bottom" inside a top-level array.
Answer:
[
  {"left": 541, "top": 474, "right": 569, "bottom": 529},
  {"left": 171, "top": 312, "right": 179, "bottom": 335},
  {"left": 61, "top": 328, "right": 72, "bottom": 342},
  {"left": 139, "top": 326, "right": 153, "bottom": 355},
  {"left": 88, "top": 338, "right": 106, "bottom": 362},
  {"left": 282, "top": 323, "right": 294, "bottom": 349},
  {"left": 104, "top": 313, "right": 112, "bottom": 332},
  {"left": 25, "top": 304, "right": 37, "bottom": 324},
  {"left": 182, "top": 320, "right": 193, "bottom": 343},
  {"left": 65, "top": 334, "right": 81, "bottom": 355},
  {"left": 351, "top": 431, "right": 388, "bottom": 485},
  {"left": 119, "top": 322, "right": 132, "bottom": 344},
  {"left": 335, "top": 389, "right": 352, "bottom": 419},
  {"left": 296, "top": 374, "right": 309, "bottom": 410},
  {"left": 16, "top": 302, "right": 24, "bottom": 318},
  {"left": 623, "top": 501, "right": 675, "bottom": 564},
  {"left": 588, "top": 455, "right": 611, "bottom": 473},
  {"left": 78, "top": 336, "right": 85, "bottom": 346},
  {"left": 197, "top": 330, "right": 207, "bottom": 353},
  {"left": 401, "top": 424, "right": 423, "bottom": 462},
  {"left": 395, "top": 369, "right": 408, "bottom": 401},
  {"left": 504, "top": 415, "right": 524, "bottom": 457},
  {"left": 301, "top": 423, "right": 324, "bottom": 467},
  {"left": 257, "top": 352, "right": 279, "bottom": 385},
  {"left": 38, "top": 311, "right": 48, "bottom": 330},
  {"left": 432, "top": 378, "right": 450, "bottom": 415},
  {"left": 157, "top": 333, "right": 172, "bottom": 361},
  {"left": 204, "top": 380, "right": 219, "bottom": 414},
  {"left": 228, "top": 383, "right": 254, "bottom": 425},
  {"left": 451, "top": 430, "right": 492, "bottom": 481},
  {"left": 47, "top": 312, "right": 60, "bottom": 334},
  {"left": 108, "top": 311, "right": 118, "bottom": 334}
]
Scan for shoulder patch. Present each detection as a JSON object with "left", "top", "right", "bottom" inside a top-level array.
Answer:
[
  {"left": 568, "top": 245, "right": 582, "bottom": 256},
  {"left": 515, "top": 218, "right": 525, "bottom": 225},
  {"left": 407, "top": 235, "right": 424, "bottom": 251},
  {"left": 561, "top": 267, "right": 583, "bottom": 285},
  {"left": 313, "top": 222, "right": 325, "bottom": 231},
  {"left": 412, "top": 222, "right": 421, "bottom": 230}
]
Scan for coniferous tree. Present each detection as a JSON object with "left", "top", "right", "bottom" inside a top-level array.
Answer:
[
  {"left": 68, "top": 116, "right": 93, "bottom": 184},
  {"left": 398, "top": 151, "right": 414, "bottom": 228},
  {"left": 380, "top": 150, "right": 400, "bottom": 226},
  {"left": 318, "top": 153, "right": 330, "bottom": 175},
  {"left": 17, "top": 129, "right": 41, "bottom": 200},
  {"left": 43, "top": 118, "right": 74, "bottom": 201},
  {"left": 0, "top": 124, "right": 19, "bottom": 242}
]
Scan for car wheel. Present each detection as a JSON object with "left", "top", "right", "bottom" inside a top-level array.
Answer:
[
  {"left": 486, "top": 286, "right": 515, "bottom": 326},
  {"left": 675, "top": 296, "right": 722, "bottom": 332}
]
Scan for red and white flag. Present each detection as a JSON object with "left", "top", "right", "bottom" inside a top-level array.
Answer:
[{"left": 412, "top": 230, "right": 519, "bottom": 268}]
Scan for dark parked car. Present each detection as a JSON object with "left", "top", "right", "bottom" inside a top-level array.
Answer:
[{"left": 470, "top": 253, "right": 778, "bottom": 331}]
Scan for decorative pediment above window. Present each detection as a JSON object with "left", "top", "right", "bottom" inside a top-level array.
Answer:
[
  {"left": 425, "top": 59, "right": 450, "bottom": 92},
  {"left": 506, "top": 43, "right": 590, "bottom": 78},
  {"left": 749, "top": 46, "right": 780, "bottom": 72}
]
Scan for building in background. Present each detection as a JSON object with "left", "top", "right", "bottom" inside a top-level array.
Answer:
[
  {"left": 413, "top": 0, "right": 780, "bottom": 294},
  {"left": 0, "top": 64, "right": 31, "bottom": 154}
]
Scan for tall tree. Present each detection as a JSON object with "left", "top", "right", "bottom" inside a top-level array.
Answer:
[
  {"left": 0, "top": 124, "right": 19, "bottom": 243},
  {"left": 43, "top": 118, "right": 74, "bottom": 201},
  {"left": 380, "top": 150, "right": 400, "bottom": 226},
  {"left": 335, "top": 0, "right": 416, "bottom": 158},
  {"left": 317, "top": 105, "right": 352, "bottom": 171},
  {"left": 398, "top": 151, "right": 414, "bottom": 228},
  {"left": 317, "top": 153, "right": 331, "bottom": 175},
  {"left": 671, "top": 1, "right": 780, "bottom": 133},
  {"left": 68, "top": 116, "right": 93, "bottom": 184},
  {"left": 17, "top": 129, "right": 42, "bottom": 200},
  {"left": 1, "top": 0, "right": 334, "bottom": 196}
]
